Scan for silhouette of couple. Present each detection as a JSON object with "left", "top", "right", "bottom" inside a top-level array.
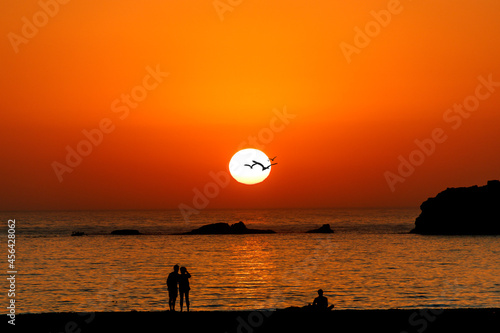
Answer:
[{"left": 166, "top": 264, "right": 191, "bottom": 312}]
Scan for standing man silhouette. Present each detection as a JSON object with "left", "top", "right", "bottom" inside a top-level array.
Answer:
[{"left": 167, "top": 264, "right": 179, "bottom": 311}]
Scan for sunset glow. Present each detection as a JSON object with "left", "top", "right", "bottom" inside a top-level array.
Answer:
[
  {"left": 2, "top": 2, "right": 500, "bottom": 328},
  {"left": 1, "top": 1, "right": 499, "bottom": 210}
]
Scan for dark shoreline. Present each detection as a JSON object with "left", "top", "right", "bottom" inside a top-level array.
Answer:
[{"left": 8, "top": 308, "right": 499, "bottom": 333}]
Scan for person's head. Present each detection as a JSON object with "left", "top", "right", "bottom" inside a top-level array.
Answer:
[
  {"left": 173, "top": 264, "right": 179, "bottom": 272},
  {"left": 180, "top": 266, "right": 187, "bottom": 274},
  {"left": 317, "top": 289, "right": 323, "bottom": 296}
]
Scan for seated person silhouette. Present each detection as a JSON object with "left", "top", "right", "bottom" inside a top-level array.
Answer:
[{"left": 312, "top": 289, "right": 334, "bottom": 311}]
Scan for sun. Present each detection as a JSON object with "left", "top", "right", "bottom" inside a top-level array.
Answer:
[{"left": 229, "top": 149, "right": 273, "bottom": 185}]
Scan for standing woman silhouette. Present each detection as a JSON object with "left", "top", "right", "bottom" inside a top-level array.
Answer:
[{"left": 178, "top": 267, "right": 191, "bottom": 312}]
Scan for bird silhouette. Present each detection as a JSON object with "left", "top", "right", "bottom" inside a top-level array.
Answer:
[
  {"left": 252, "top": 160, "right": 277, "bottom": 171},
  {"left": 268, "top": 156, "right": 277, "bottom": 162},
  {"left": 244, "top": 164, "right": 255, "bottom": 169},
  {"left": 262, "top": 163, "right": 277, "bottom": 170}
]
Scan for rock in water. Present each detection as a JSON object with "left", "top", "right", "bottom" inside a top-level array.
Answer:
[
  {"left": 183, "top": 221, "right": 275, "bottom": 235},
  {"left": 229, "top": 221, "right": 248, "bottom": 234},
  {"left": 411, "top": 180, "right": 500, "bottom": 235},
  {"left": 111, "top": 229, "right": 142, "bottom": 235},
  {"left": 306, "top": 224, "right": 334, "bottom": 233}
]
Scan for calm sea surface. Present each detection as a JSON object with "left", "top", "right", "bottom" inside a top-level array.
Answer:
[{"left": 1, "top": 208, "right": 499, "bottom": 313}]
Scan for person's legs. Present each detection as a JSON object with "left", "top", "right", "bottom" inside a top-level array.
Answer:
[
  {"left": 180, "top": 292, "right": 184, "bottom": 312},
  {"left": 185, "top": 290, "right": 190, "bottom": 312},
  {"left": 169, "top": 291, "right": 177, "bottom": 311}
]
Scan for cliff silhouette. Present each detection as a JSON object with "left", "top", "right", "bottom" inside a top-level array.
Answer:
[{"left": 411, "top": 180, "right": 500, "bottom": 235}]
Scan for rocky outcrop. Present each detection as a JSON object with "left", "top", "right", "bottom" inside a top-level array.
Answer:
[
  {"left": 306, "top": 224, "right": 334, "bottom": 233},
  {"left": 111, "top": 229, "right": 142, "bottom": 235},
  {"left": 411, "top": 180, "right": 500, "bottom": 235},
  {"left": 182, "top": 221, "right": 275, "bottom": 235}
]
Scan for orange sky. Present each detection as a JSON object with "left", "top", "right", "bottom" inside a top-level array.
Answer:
[{"left": 1, "top": 0, "right": 500, "bottom": 211}]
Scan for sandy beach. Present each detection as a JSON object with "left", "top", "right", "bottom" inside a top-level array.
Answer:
[{"left": 10, "top": 308, "right": 499, "bottom": 333}]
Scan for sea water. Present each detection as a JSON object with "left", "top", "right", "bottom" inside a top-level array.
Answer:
[{"left": 0, "top": 208, "right": 499, "bottom": 313}]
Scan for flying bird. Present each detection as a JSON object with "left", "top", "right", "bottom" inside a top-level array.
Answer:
[
  {"left": 252, "top": 160, "right": 277, "bottom": 171},
  {"left": 244, "top": 164, "right": 255, "bottom": 169},
  {"left": 268, "top": 156, "right": 277, "bottom": 162},
  {"left": 262, "top": 163, "right": 277, "bottom": 171}
]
